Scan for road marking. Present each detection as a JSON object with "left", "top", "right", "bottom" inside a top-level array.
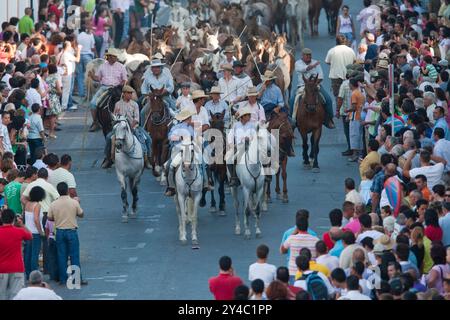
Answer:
[
  {"left": 128, "top": 257, "right": 138, "bottom": 263},
  {"left": 90, "top": 293, "right": 118, "bottom": 297},
  {"left": 316, "top": 226, "right": 329, "bottom": 229},
  {"left": 157, "top": 204, "right": 166, "bottom": 209},
  {"left": 104, "top": 279, "right": 127, "bottom": 283},
  {"left": 85, "top": 275, "right": 128, "bottom": 280},
  {"left": 121, "top": 242, "right": 146, "bottom": 250},
  {"left": 145, "top": 228, "right": 154, "bottom": 234}
]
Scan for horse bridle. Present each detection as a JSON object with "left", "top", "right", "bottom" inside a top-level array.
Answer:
[
  {"left": 180, "top": 143, "right": 201, "bottom": 196},
  {"left": 114, "top": 120, "right": 141, "bottom": 160},
  {"left": 148, "top": 94, "right": 171, "bottom": 126}
]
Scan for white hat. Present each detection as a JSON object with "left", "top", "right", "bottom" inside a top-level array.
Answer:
[
  {"left": 246, "top": 86, "right": 258, "bottom": 96},
  {"left": 150, "top": 59, "right": 165, "bottom": 67},
  {"left": 261, "top": 70, "right": 277, "bottom": 81},
  {"left": 209, "top": 86, "right": 222, "bottom": 94},
  {"left": 191, "top": 90, "right": 208, "bottom": 100},
  {"left": 237, "top": 106, "right": 252, "bottom": 118},
  {"left": 175, "top": 109, "right": 195, "bottom": 121}
]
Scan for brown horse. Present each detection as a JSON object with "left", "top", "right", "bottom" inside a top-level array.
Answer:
[
  {"left": 143, "top": 88, "right": 171, "bottom": 177},
  {"left": 296, "top": 74, "right": 325, "bottom": 172},
  {"left": 96, "top": 85, "right": 123, "bottom": 138},
  {"left": 266, "top": 112, "right": 294, "bottom": 202},
  {"left": 128, "top": 61, "right": 150, "bottom": 97},
  {"left": 309, "top": 0, "right": 323, "bottom": 37},
  {"left": 323, "top": 0, "right": 343, "bottom": 35},
  {"left": 200, "top": 110, "right": 227, "bottom": 215}
]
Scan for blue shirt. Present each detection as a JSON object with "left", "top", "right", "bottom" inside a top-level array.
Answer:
[
  {"left": 329, "top": 240, "right": 344, "bottom": 258},
  {"left": 433, "top": 117, "right": 450, "bottom": 140},
  {"left": 281, "top": 227, "right": 318, "bottom": 265},
  {"left": 439, "top": 214, "right": 450, "bottom": 247},
  {"left": 168, "top": 122, "right": 194, "bottom": 146},
  {"left": 384, "top": 116, "right": 404, "bottom": 135},
  {"left": 370, "top": 170, "right": 385, "bottom": 195},
  {"left": 141, "top": 69, "right": 175, "bottom": 95},
  {"left": 257, "top": 83, "right": 284, "bottom": 108}
]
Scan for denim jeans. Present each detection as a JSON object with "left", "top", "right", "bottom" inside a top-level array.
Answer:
[
  {"left": 56, "top": 229, "right": 81, "bottom": 283},
  {"left": 24, "top": 234, "right": 42, "bottom": 280},
  {"left": 94, "top": 35, "right": 103, "bottom": 58},
  {"left": 27, "top": 138, "right": 44, "bottom": 165},
  {"left": 113, "top": 12, "right": 125, "bottom": 48},
  {"left": 47, "top": 238, "right": 59, "bottom": 281},
  {"left": 123, "top": 10, "right": 130, "bottom": 43},
  {"left": 76, "top": 54, "right": 94, "bottom": 98}
]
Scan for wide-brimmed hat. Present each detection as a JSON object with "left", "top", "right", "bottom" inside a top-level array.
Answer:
[
  {"left": 374, "top": 234, "right": 395, "bottom": 251},
  {"left": 122, "top": 85, "right": 135, "bottom": 93},
  {"left": 150, "top": 59, "right": 165, "bottom": 67},
  {"left": 373, "top": 243, "right": 386, "bottom": 256},
  {"left": 175, "top": 109, "right": 195, "bottom": 121},
  {"left": 4, "top": 103, "right": 15, "bottom": 112},
  {"left": 261, "top": 70, "right": 277, "bottom": 81},
  {"left": 377, "top": 59, "right": 389, "bottom": 69},
  {"left": 221, "top": 63, "right": 233, "bottom": 72},
  {"left": 105, "top": 48, "right": 120, "bottom": 57},
  {"left": 223, "top": 46, "right": 235, "bottom": 53},
  {"left": 152, "top": 52, "right": 164, "bottom": 60},
  {"left": 246, "top": 86, "right": 258, "bottom": 96},
  {"left": 237, "top": 106, "right": 252, "bottom": 118},
  {"left": 191, "top": 90, "right": 208, "bottom": 100},
  {"left": 233, "top": 60, "right": 246, "bottom": 68},
  {"left": 209, "top": 86, "right": 222, "bottom": 94}
]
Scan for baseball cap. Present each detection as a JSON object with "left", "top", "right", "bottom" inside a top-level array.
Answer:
[{"left": 302, "top": 48, "right": 312, "bottom": 55}]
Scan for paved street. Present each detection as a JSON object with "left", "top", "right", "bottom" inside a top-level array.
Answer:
[{"left": 49, "top": 1, "right": 363, "bottom": 299}]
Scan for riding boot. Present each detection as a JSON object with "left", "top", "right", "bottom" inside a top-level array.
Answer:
[
  {"left": 144, "top": 154, "right": 152, "bottom": 169},
  {"left": 227, "top": 164, "right": 239, "bottom": 187},
  {"left": 164, "top": 166, "right": 176, "bottom": 196}
]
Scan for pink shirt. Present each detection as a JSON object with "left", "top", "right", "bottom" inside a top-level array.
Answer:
[
  {"left": 343, "top": 218, "right": 361, "bottom": 234},
  {"left": 93, "top": 17, "right": 107, "bottom": 36},
  {"left": 96, "top": 62, "right": 128, "bottom": 86}
]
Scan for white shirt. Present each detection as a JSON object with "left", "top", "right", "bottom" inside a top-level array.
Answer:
[
  {"left": 58, "top": 50, "right": 77, "bottom": 75},
  {"left": 0, "top": 123, "right": 12, "bottom": 153},
  {"left": 293, "top": 270, "right": 336, "bottom": 297},
  {"left": 111, "top": 0, "right": 131, "bottom": 11},
  {"left": 13, "top": 287, "right": 62, "bottom": 300},
  {"left": 345, "top": 189, "right": 364, "bottom": 205},
  {"left": 227, "top": 121, "right": 256, "bottom": 145},
  {"left": 176, "top": 95, "right": 194, "bottom": 111},
  {"left": 33, "top": 159, "right": 47, "bottom": 170},
  {"left": 295, "top": 58, "right": 324, "bottom": 88},
  {"left": 356, "top": 230, "right": 384, "bottom": 244},
  {"left": 325, "top": 45, "right": 356, "bottom": 80},
  {"left": 338, "top": 290, "right": 371, "bottom": 300},
  {"left": 427, "top": 104, "right": 437, "bottom": 125},
  {"left": 48, "top": 167, "right": 77, "bottom": 189},
  {"left": 218, "top": 76, "right": 240, "bottom": 103},
  {"left": 1, "top": 74, "right": 12, "bottom": 89},
  {"left": 409, "top": 163, "right": 445, "bottom": 189},
  {"left": 434, "top": 139, "right": 450, "bottom": 171},
  {"left": 316, "top": 254, "right": 339, "bottom": 273},
  {"left": 187, "top": 105, "right": 210, "bottom": 128},
  {"left": 26, "top": 88, "right": 42, "bottom": 107},
  {"left": 248, "top": 262, "right": 277, "bottom": 288},
  {"left": 77, "top": 31, "right": 95, "bottom": 55},
  {"left": 235, "top": 74, "right": 252, "bottom": 99},
  {"left": 237, "top": 101, "right": 266, "bottom": 124}
]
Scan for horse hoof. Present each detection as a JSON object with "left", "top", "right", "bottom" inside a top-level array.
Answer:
[
  {"left": 244, "top": 233, "right": 251, "bottom": 240},
  {"left": 276, "top": 193, "right": 282, "bottom": 200},
  {"left": 209, "top": 206, "right": 217, "bottom": 213},
  {"left": 262, "top": 202, "right": 268, "bottom": 212},
  {"left": 121, "top": 215, "right": 128, "bottom": 223},
  {"left": 312, "top": 167, "right": 320, "bottom": 173},
  {"left": 180, "top": 239, "right": 188, "bottom": 246},
  {"left": 199, "top": 198, "right": 206, "bottom": 208},
  {"left": 160, "top": 179, "right": 166, "bottom": 186},
  {"left": 255, "top": 231, "right": 262, "bottom": 238},
  {"left": 219, "top": 210, "right": 226, "bottom": 216},
  {"left": 235, "top": 226, "right": 241, "bottom": 235},
  {"left": 192, "top": 239, "right": 199, "bottom": 246},
  {"left": 129, "top": 212, "right": 137, "bottom": 219},
  {"left": 156, "top": 175, "right": 161, "bottom": 182},
  {"left": 303, "top": 164, "right": 311, "bottom": 170}
]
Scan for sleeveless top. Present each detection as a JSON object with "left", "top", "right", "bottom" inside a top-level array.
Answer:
[
  {"left": 339, "top": 15, "right": 353, "bottom": 34},
  {"left": 24, "top": 203, "right": 44, "bottom": 235}
]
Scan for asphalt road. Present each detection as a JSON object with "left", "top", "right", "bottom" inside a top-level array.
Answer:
[{"left": 49, "top": 1, "right": 363, "bottom": 300}]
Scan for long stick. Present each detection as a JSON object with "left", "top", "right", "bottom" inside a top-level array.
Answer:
[
  {"left": 170, "top": 48, "right": 184, "bottom": 72},
  {"left": 149, "top": 19, "right": 154, "bottom": 59},
  {"left": 247, "top": 44, "right": 262, "bottom": 77},
  {"left": 238, "top": 25, "right": 247, "bottom": 40}
]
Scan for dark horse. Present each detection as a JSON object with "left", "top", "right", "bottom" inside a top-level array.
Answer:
[
  {"left": 143, "top": 88, "right": 171, "bottom": 178},
  {"left": 266, "top": 112, "right": 294, "bottom": 202},
  {"left": 200, "top": 110, "right": 227, "bottom": 215},
  {"left": 97, "top": 85, "right": 123, "bottom": 137},
  {"left": 198, "top": 66, "right": 218, "bottom": 94},
  {"left": 296, "top": 74, "right": 325, "bottom": 172},
  {"left": 128, "top": 61, "right": 150, "bottom": 97},
  {"left": 323, "top": 0, "right": 343, "bottom": 35}
]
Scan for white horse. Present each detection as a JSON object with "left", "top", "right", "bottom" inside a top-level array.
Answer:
[
  {"left": 113, "top": 116, "right": 144, "bottom": 223},
  {"left": 174, "top": 141, "right": 203, "bottom": 246},
  {"left": 230, "top": 125, "right": 278, "bottom": 239},
  {"left": 287, "top": 0, "right": 309, "bottom": 48}
]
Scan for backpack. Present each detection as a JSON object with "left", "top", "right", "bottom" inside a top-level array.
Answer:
[{"left": 300, "top": 271, "right": 329, "bottom": 300}]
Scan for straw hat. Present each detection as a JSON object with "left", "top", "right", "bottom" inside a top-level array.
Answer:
[
  {"left": 191, "top": 90, "right": 208, "bottom": 100},
  {"left": 4, "top": 103, "right": 15, "bottom": 112},
  {"left": 175, "top": 109, "right": 195, "bottom": 121},
  {"left": 261, "top": 70, "right": 277, "bottom": 81},
  {"left": 237, "top": 106, "right": 252, "bottom": 118},
  {"left": 150, "top": 59, "right": 165, "bottom": 67},
  {"left": 105, "top": 48, "right": 120, "bottom": 57},
  {"left": 246, "top": 86, "right": 258, "bottom": 96},
  {"left": 223, "top": 46, "right": 235, "bottom": 53},
  {"left": 209, "top": 86, "right": 222, "bottom": 94},
  {"left": 221, "top": 63, "right": 233, "bottom": 72},
  {"left": 122, "top": 85, "right": 135, "bottom": 93},
  {"left": 374, "top": 234, "right": 395, "bottom": 251}
]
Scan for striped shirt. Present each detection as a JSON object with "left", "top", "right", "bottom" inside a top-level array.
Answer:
[
  {"left": 96, "top": 62, "right": 128, "bottom": 87},
  {"left": 48, "top": 168, "right": 77, "bottom": 189},
  {"left": 283, "top": 232, "right": 320, "bottom": 275},
  {"left": 425, "top": 64, "right": 438, "bottom": 81}
]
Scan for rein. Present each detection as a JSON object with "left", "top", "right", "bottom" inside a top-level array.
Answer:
[
  {"left": 180, "top": 146, "right": 201, "bottom": 197},
  {"left": 115, "top": 120, "right": 142, "bottom": 160}
]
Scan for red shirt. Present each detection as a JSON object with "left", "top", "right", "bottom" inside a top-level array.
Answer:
[
  {"left": 0, "top": 225, "right": 32, "bottom": 273},
  {"left": 48, "top": 4, "right": 62, "bottom": 26},
  {"left": 209, "top": 273, "right": 243, "bottom": 300},
  {"left": 323, "top": 232, "right": 335, "bottom": 251},
  {"left": 425, "top": 225, "right": 443, "bottom": 242}
]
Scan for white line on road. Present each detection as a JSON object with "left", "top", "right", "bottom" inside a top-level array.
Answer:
[
  {"left": 104, "top": 279, "right": 127, "bottom": 283},
  {"left": 128, "top": 257, "right": 138, "bottom": 263},
  {"left": 90, "top": 293, "right": 118, "bottom": 297},
  {"left": 145, "top": 228, "right": 154, "bottom": 234},
  {"left": 121, "top": 242, "right": 146, "bottom": 250}
]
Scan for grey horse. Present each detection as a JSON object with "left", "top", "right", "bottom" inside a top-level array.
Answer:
[
  {"left": 230, "top": 124, "right": 278, "bottom": 239},
  {"left": 174, "top": 141, "right": 203, "bottom": 246},
  {"left": 113, "top": 116, "right": 144, "bottom": 223}
]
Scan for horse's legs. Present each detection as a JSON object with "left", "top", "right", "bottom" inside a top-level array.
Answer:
[
  {"left": 312, "top": 128, "right": 322, "bottom": 170},
  {"left": 301, "top": 133, "right": 310, "bottom": 166},
  {"left": 191, "top": 196, "right": 199, "bottom": 245},
  {"left": 177, "top": 193, "right": 188, "bottom": 244},
  {"left": 254, "top": 203, "right": 261, "bottom": 238},
  {"left": 130, "top": 176, "right": 139, "bottom": 218},
  {"left": 243, "top": 189, "right": 251, "bottom": 239},
  {"left": 218, "top": 179, "right": 226, "bottom": 215},
  {"left": 200, "top": 189, "right": 207, "bottom": 208},
  {"left": 209, "top": 189, "right": 217, "bottom": 213},
  {"left": 151, "top": 139, "right": 158, "bottom": 176},
  {"left": 309, "top": 134, "right": 314, "bottom": 160},
  {"left": 118, "top": 174, "right": 129, "bottom": 222},
  {"left": 231, "top": 187, "right": 241, "bottom": 235},
  {"left": 275, "top": 168, "right": 281, "bottom": 199}
]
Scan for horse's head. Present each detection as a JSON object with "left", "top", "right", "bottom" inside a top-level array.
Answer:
[
  {"left": 180, "top": 140, "right": 197, "bottom": 171},
  {"left": 210, "top": 110, "right": 225, "bottom": 131},
  {"left": 302, "top": 74, "right": 321, "bottom": 112},
  {"left": 114, "top": 117, "right": 131, "bottom": 151}
]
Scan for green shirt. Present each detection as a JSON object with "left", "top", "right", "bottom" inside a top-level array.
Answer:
[
  {"left": 18, "top": 15, "right": 34, "bottom": 35},
  {"left": 4, "top": 181, "right": 23, "bottom": 215},
  {"left": 84, "top": 0, "right": 96, "bottom": 13}
]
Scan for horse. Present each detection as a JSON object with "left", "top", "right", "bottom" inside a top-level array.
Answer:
[
  {"left": 143, "top": 88, "right": 171, "bottom": 178},
  {"left": 174, "top": 141, "right": 203, "bottom": 246},
  {"left": 308, "top": 0, "right": 323, "bottom": 37},
  {"left": 113, "top": 116, "right": 144, "bottom": 223},
  {"left": 323, "top": 0, "right": 342, "bottom": 35},
  {"left": 295, "top": 74, "right": 325, "bottom": 172},
  {"left": 96, "top": 85, "right": 123, "bottom": 137},
  {"left": 286, "top": 0, "right": 309, "bottom": 47},
  {"left": 265, "top": 112, "right": 294, "bottom": 203},
  {"left": 128, "top": 61, "right": 150, "bottom": 97},
  {"left": 200, "top": 110, "right": 227, "bottom": 215},
  {"left": 230, "top": 124, "right": 276, "bottom": 239}
]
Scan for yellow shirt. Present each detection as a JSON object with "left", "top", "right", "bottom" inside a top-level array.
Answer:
[
  {"left": 359, "top": 151, "right": 380, "bottom": 179},
  {"left": 295, "top": 261, "right": 330, "bottom": 280}
]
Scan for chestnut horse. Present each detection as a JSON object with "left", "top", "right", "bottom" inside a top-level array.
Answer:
[
  {"left": 296, "top": 75, "right": 325, "bottom": 172},
  {"left": 143, "top": 89, "right": 171, "bottom": 177},
  {"left": 323, "top": 0, "right": 343, "bottom": 35}
]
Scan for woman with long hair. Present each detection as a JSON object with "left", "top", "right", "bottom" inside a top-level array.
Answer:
[
  {"left": 45, "top": 64, "right": 62, "bottom": 138},
  {"left": 92, "top": 7, "right": 112, "bottom": 58}
]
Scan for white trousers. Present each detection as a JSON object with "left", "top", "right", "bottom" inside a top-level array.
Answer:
[{"left": 61, "top": 74, "right": 73, "bottom": 109}]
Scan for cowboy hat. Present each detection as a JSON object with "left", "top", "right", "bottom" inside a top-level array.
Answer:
[
  {"left": 150, "top": 59, "right": 165, "bottom": 67},
  {"left": 374, "top": 234, "right": 395, "bottom": 251},
  {"left": 302, "top": 48, "right": 312, "bottom": 55},
  {"left": 175, "top": 109, "right": 195, "bottom": 121},
  {"left": 261, "top": 70, "right": 277, "bottom": 81},
  {"left": 223, "top": 46, "right": 235, "bottom": 53},
  {"left": 191, "top": 90, "right": 208, "bottom": 100},
  {"left": 105, "top": 48, "right": 120, "bottom": 57},
  {"left": 246, "top": 86, "right": 258, "bottom": 96},
  {"left": 237, "top": 106, "right": 252, "bottom": 118},
  {"left": 122, "top": 85, "right": 135, "bottom": 93},
  {"left": 233, "top": 60, "right": 246, "bottom": 68},
  {"left": 209, "top": 86, "right": 222, "bottom": 94},
  {"left": 152, "top": 52, "right": 164, "bottom": 60},
  {"left": 221, "top": 63, "right": 233, "bottom": 72}
]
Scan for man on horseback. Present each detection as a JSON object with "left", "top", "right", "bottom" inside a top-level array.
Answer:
[
  {"left": 236, "top": 87, "right": 266, "bottom": 125},
  {"left": 226, "top": 107, "right": 256, "bottom": 187},
  {"left": 204, "top": 86, "right": 230, "bottom": 125},
  {"left": 233, "top": 60, "right": 252, "bottom": 103},
  {"left": 101, "top": 85, "right": 152, "bottom": 169},
  {"left": 140, "top": 59, "right": 176, "bottom": 124},
  {"left": 88, "top": 48, "right": 128, "bottom": 132},
  {"left": 293, "top": 48, "right": 335, "bottom": 129}
]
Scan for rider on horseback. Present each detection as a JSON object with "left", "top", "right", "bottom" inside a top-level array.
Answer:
[
  {"left": 293, "top": 47, "right": 335, "bottom": 129},
  {"left": 88, "top": 48, "right": 128, "bottom": 132},
  {"left": 102, "top": 85, "right": 152, "bottom": 169},
  {"left": 140, "top": 59, "right": 176, "bottom": 124}
]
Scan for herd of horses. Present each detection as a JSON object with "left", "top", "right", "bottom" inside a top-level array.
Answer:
[{"left": 85, "top": 0, "right": 336, "bottom": 246}]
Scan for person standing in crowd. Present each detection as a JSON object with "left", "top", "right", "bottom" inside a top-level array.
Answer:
[
  {"left": 4, "top": 169, "right": 23, "bottom": 216},
  {"left": 48, "top": 182, "right": 87, "bottom": 286},
  {"left": 18, "top": 8, "right": 34, "bottom": 36},
  {"left": 27, "top": 104, "right": 46, "bottom": 165},
  {"left": 336, "top": 5, "right": 355, "bottom": 44},
  {"left": 209, "top": 256, "right": 243, "bottom": 300},
  {"left": 48, "top": 154, "right": 78, "bottom": 199},
  {"left": 57, "top": 40, "right": 80, "bottom": 111},
  {"left": 248, "top": 244, "right": 276, "bottom": 288},
  {"left": 75, "top": 23, "right": 96, "bottom": 102},
  {"left": 45, "top": 64, "right": 62, "bottom": 139},
  {"left": 13, "top": 270, "right": 62, "bottom": 300},
  {"left": 0, "top": 209, "right": 32, "bottom": 300}
]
